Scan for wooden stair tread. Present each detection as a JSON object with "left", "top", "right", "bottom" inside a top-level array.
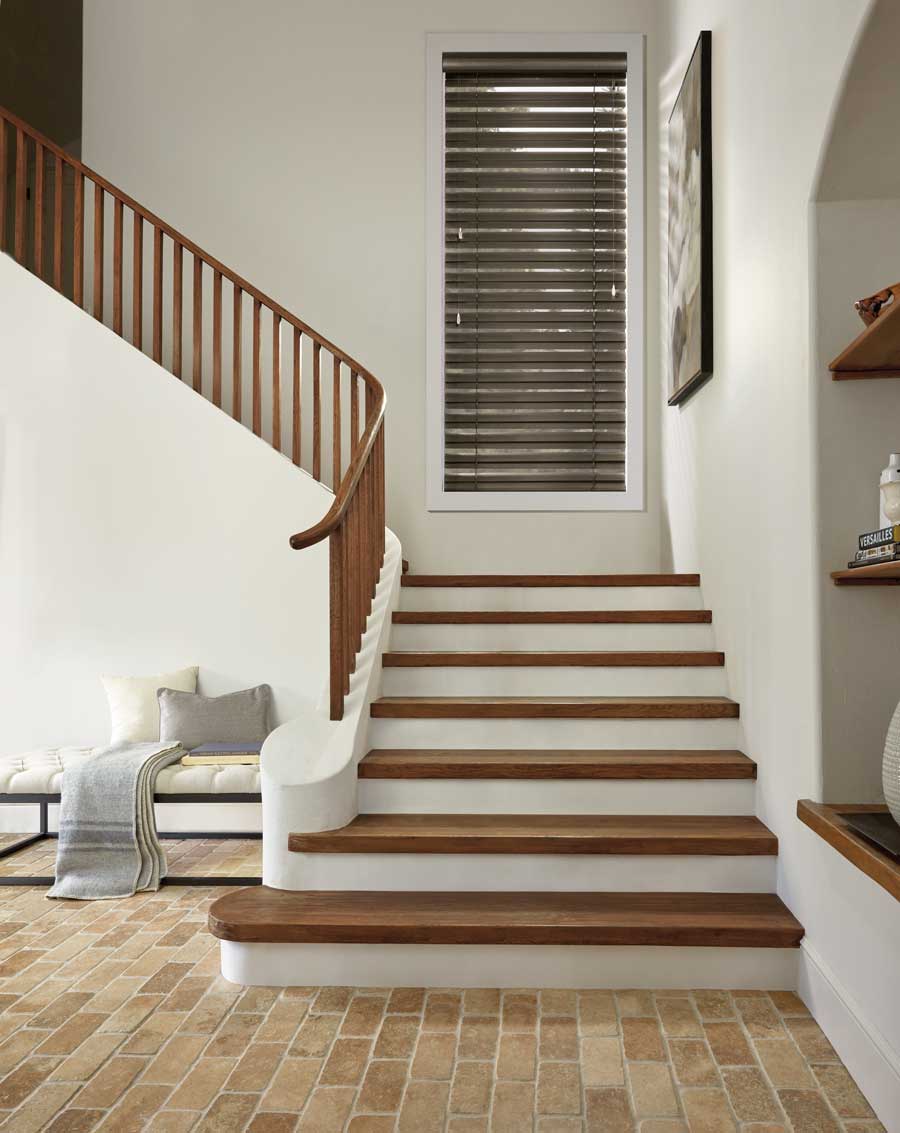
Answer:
[
  {"left": 209, "top": 887, "right": 802, "bottom": 947},
  {"left": 401, "top": 574, "right": 701, "bottom": 588},
  {"left": 288, "top": 813, "right": 776, "bottom": 855},
  {"left": 383, "top": 650, "right": 725, "bottom": 668},
  {"left": 371, "top": 696, "right": 740, "bottom": 719},
  {"left": 359, "top": 749, "right": 756, "bottom": 780},
  {"left": 393, "top": 610, "right": 712, "bottom": 624}
]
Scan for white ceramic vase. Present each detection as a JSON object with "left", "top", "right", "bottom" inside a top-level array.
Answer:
[{"left": 883, "top": 698, "right": 900, "bottom": 826}]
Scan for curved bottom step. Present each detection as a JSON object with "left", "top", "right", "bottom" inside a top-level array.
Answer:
[{"left": 209, "top": 887, "right": 802, "bottom": 947}]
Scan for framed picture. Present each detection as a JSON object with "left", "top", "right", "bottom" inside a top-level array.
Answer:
[{"left": 668, "top": 30, "right": 712, "bottom": 406}]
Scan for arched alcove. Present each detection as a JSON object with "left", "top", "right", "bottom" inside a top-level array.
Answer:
[{"left": 812, "top": 0, "right": 900, "bottom": 801}]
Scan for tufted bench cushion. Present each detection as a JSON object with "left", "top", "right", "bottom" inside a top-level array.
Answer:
[{"left": 0, "top": 747, "right": 261, "bottom": 796}]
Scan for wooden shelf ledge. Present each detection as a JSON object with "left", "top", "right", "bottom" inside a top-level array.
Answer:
[
  {"left": 830, "top": 284, "right": 900, "bottom": 379},
  {"left": 797, "top": 800, "right": 900, "bottom": 901},
  {"left": 832, "top": 561, "right": 900, "bottom": 585}
]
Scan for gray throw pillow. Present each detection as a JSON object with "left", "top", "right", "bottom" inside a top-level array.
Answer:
[{"left": 158, "top": 684, "right": 271, "bottom": 749}]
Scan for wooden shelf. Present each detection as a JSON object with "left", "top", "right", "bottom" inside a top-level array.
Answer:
[
  {"left": 831, "top": 561, "right": 900, "bottom": 585},
  {"left": 830, "top": 284, "right": 900, "bottom": 379},
  {"left": 797, "top": 800, "right": 900, "bottom": 901}
]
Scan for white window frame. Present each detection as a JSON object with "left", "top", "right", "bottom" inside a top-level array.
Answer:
[{"left": 425, "top": 31, "right": 645, "bottom": 512}]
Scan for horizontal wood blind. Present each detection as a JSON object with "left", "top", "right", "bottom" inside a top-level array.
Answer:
[{"left": 443, "top": 53, "right": 627, "bottom": 493}]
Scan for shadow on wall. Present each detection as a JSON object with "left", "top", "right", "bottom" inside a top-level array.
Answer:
[{"left": 812, "top": 0, "right": 900, "bottom": 802}]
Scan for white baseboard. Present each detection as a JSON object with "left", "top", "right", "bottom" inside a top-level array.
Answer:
[
  {"left": 799, "top": 941, "right": 900, "bottom": 1131},
  {"left": 220, "top": 940, "right": 798, "bottom": 990}
]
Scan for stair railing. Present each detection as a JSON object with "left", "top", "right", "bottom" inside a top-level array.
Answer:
[{"left": 0, "top": 106, "right": 385, "bottom": 721}]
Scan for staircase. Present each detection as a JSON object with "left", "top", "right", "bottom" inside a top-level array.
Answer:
[{"left": 210, "top": 573, "right": 802, "bottom": 988}]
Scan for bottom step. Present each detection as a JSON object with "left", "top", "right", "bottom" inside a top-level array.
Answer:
[{"left": 209, "top": 887, "right": 802, "bottom": 948}]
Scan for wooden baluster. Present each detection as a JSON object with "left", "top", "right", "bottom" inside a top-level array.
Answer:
[
  {"left": 73, "top": 171, "right": 84, "bottom": 307},
  {"left": 172, "top": 242, "right": 183, "bottom": 378},
  {"left": 350, "top": 371, "right": 359, "bottom": 444},
  {"left": 233, "top": 287, "right": 243, "bottom": 420},
  {"left": 112, "top": 198, "right": 123, "bottom": 333},
  {"left": 0, "top": 121, "right": 7, "bottom": 252},
  {"left": 343, "top": 506, "right": 352, "bottom": 694},
  {"left": 312, "top": 342, "right": 322, "bottom": 481},
  {"left": 292, "top": 327, "right": 302, "bottom": 466},
  {"left": 93, "top": 184, "right": 104, "bottom": 319},
  {"left": 33, "top": 143, "right": 44, "bottom": 278},
  {"left": 329, "top": 527, "right": 345, "bottom": 720},
  {"left": 132, "top": 214, "right": 142, "bottom": 346},
  {"left": 14, "top": 129, "right": 25, "bottom": 263},
  {"left": 212, "top": 271, "right": 222, "bottom": 407},
  {"left": 152, "top": 226, "right": 163, "bottom": 362},
  {"left": 193, "top": 256, "right": 203, "bottom": 392},
  {"left": 333, "top": 357, "right": 342, "bottom": 490},
  {"left": 272, "top": 315, "right": 281, "bottom": 451},
  {"left": 53, "top": 155, "right": 62, "bottom": 290},
  {"left": 252, "top": 299, "right": 261, "bottom": 436}
]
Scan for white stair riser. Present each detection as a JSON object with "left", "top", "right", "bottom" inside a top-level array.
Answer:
[
  {"left": 222, "top": 940, "right": 799, "bottom": 990},
  {"left": 400, "top": 586, "right": 704, "bottom": 612},
  {"left": 358, "top": 778, "right": 755, "bottom": 816},
  {"left": 390, "top": 623, "right": 716, "bottom": 651},
  {"left": 382, "top": 665, "right": 728, "bottom": 698},
  {"left": 369, "top": 717, "right": 742, "bottom": 751},
  {"left": 286, "top": 852, "right": 776, "bottom": 893}
]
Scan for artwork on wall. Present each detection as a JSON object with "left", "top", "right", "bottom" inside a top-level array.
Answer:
[{"left": 668, "top": 30, "right": 713, "bottom": 406}]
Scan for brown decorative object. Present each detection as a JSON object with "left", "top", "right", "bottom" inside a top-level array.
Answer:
[
  {"left": 855, "top": 282, "right": 898, "bottom": 326},
  {"left": 831, "top": 280, "right": 900, "bottom": 379}
]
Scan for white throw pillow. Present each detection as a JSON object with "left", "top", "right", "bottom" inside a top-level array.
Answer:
[{"left": 102, "top": 667, "right": 199, "bottom": 744}]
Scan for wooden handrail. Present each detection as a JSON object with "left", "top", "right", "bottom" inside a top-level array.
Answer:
[{"left": 0, "top": 105, "right": 387, "bottom": 721}]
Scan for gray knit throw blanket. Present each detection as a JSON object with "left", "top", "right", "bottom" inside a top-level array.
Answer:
[{"left": 48, "top": 742, "right": 186, "bottom": 900}]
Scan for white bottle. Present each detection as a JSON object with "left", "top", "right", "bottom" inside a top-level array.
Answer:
[{"left": 880, "top": 453, "right": 900, "bottom": 527}]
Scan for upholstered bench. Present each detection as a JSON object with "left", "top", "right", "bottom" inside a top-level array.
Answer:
[{"left": 0, "top": 747, "right": 261, "bottom": 886}]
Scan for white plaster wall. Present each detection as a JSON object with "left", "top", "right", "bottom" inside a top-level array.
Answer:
[
  {"left": 660, "top": 1, "right": 900, "bottom": 1120},
  {"left": 80, "top": 0, "right": 665, "bottom": 574},
  {"left": 0, "top": 254, "right": 333, "bottom": 754},
  {"left": 814, "top": 200, "right": 900, "bottom": 803}
]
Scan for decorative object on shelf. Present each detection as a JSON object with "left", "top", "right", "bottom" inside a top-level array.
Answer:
[
  {"left": 831, "top": 281, "right": 900, "bottom": 379},
  {"left": 668, "top": 30, "right": 713, "bottom": 407},
  {"left": 880, "top": 453, "right": 900, "bottom": 526},
  {"left": 856, "top": 283, "right": 898, "bottom": 326},
  {"left": 883, "top": 698, "right": 900, "bottom": 827}
]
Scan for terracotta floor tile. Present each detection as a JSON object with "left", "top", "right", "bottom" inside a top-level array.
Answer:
[
  {"left": 584, "top": 1086, "right": 634, "bottom": 1131},
  {"left": 537, "top": 1061, "right": 582, "bottom": 1115},
  {"left": 320, "top": 1037, "right": 372, "bottom": 1086},
  {"left": 767, "top": 991, "right": 809, "bottom": 1016},
  {"left": 656, "top": 998, "right": 702, "bottom": 1038},
  {"left": 786, "top": 1017, "right": 839, "bottom": 1062},
  {"left": 703, "top": 1022, "right": 754, "bottom": 1066},
  {"left": 734, "top": 996, "right": 784, "bottom": 1039},
  {"left": 614, "top": 990, "right": 654, "bottom": 1017},
  {"left": 396, "top": 1079, "right": 449, "bottom": 1133},
  {"left": 342, "top": 996, "right": 387, "bottom": 1037},
  {"left": 141, "top": 1033, "right": 208, "bottom": 1085},
  {"left": 411, "top": 1032, "right": 457, "bottom": 1080},
  {"left": 357, "top": 1059, "right": 409, "bottom": 1113},
  {"left": 193, "top": 1091, "right": 259, "bottom": 1133},
  {"left": 627, "top": 1063, "right": 678, "bottom": 1119},
  {"left": 720, "top": 1065, "right": 781, "bottom": 1122},
  {"left": 289, "top": 1012, "right": 340, "bottom": 1057},
  {"left": 347, "top": 1117, "right": 396, "bottom": 1133},
  {"left": 541, "top": 990, "right": 577, "bottom": 1016},
  {"left": 449, "top": 1061, "right": 492, "bottom": 1114},
  {"left": 458, "top": 1015, "right": 499, "bottom": 1060},
  {"left": 490, "top": 1079, "right": 535, "bottom": 1131},
  {"left": 374, "top": 1016, "right": 419, "bottom": 1059},
  {"left": 0, "top": 1081, "right": 78, "bottom": 1133},
  {"left": 95, "top": 1084, "right": 174, "bottom": 1132},
  {"left": 680, "top": 1088, "right": 737, "bottom": 1131},
  {"left": 259, "top": 1058, "right": 320, "bottom": 1111},
  {"left": 622, "top": 1017, "right": 666, "bottom": 1061},
  {"left": 581, "top": 1036, "right": 624, "bottom": 1087},
  {"left": 166, "top": 1057, "right": 237, "bottom": 1109},
  {"left": 386, "top": 988, "right": 425, "bottom": 1014},
  {"left": 540, "top": 1015, "right": 579, "bottom": 1061},
  {"left": 777, "top": 1087, "right": 842, "bottom": 1132},
  {"left": 501, "top": 992, "right": 538, "bottom": 1033},
  {"left": 496, "top": 1032, "right": 537, "bottom": 1081},
  {"left": 225, "top": 1042, "right": 286, "bottom": 1092},
  {"left": 578, "top": 992, "right": 617, "bottom": 1037},
  {"left": 668, "top": 1038, "right": 719, "bottom": 1087},
  {"left": 423, "top": 992, "right": 462, "bottom": 1033},
  {"left": 813, "top": 1063, "right": 876, "bottom": 1118},
  {"left": 753, "top": 1038, "right": 816, "bottom": 1089},
  {"left": 313, "top": 986, "right": 354, "bottom": 1013}
]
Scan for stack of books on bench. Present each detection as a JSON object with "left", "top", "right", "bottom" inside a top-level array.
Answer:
[
  {"left": 180, "top": 744, "right": 261, "bottom": 766},
  {"left": 847, "top": 524, "right": 900, "bottom": 569}
]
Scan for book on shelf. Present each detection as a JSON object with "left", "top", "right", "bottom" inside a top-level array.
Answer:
[
  {"left": 859, "top": 524, "right": 900, "bottom": 550},
  {"left": 181, "top": 743, "right": 261, "bottom": 766},
  {"left": 848, "top": 548, "right": 900, "bottom": 570},
  {"left": 853, "top": 542, "right": 900, "bottom": 563}
]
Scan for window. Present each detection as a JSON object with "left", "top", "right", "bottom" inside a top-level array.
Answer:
[{"left": 426, "top": 34, "right": 644, "bottom": 511}]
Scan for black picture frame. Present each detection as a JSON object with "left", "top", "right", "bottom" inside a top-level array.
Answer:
[{"left": 667, "top": 30, "right": 713, "bottom": 406}]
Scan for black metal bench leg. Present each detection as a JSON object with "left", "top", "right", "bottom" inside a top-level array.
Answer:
[{"left": 0, "top": 800, "right": 50, "bottom": 860}]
